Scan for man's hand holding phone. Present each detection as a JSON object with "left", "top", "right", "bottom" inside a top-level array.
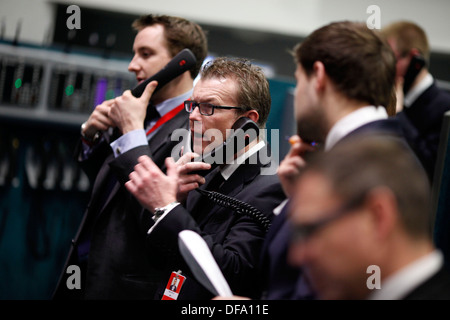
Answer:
[
  {"left": 175, "top": 151, "right": 211, "bottom": 204},
  {"left": 277, "top": 135, "right": 317, "bottom": 197},
  {"left": 108, "top": 81, "right": 158, "bottom": 134}
]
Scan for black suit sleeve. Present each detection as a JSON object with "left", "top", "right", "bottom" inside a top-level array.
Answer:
[
  {"left": 75, "top": 137, "right": 112, "bottom": 185},
  {"left": 108, "top": 145, "right": 154, "bottom": 185}
]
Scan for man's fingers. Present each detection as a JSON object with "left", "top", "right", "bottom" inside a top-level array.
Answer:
[
  {"left": 129, "top": 168, "right": 145, "bottom": 186},
  {"left": 140, "top": 80, "right": 158, "bottom": 105},
  {"left": 179, "top": 182, "right": 200, "bottom": 194},
  {"left": 286, "top": 135, "right": 316, "bottom": 157},
  {"left": 165, "top": 157, "right": 179, "bottom": 180},
  {"left": 137, "top": 155, "right": 159, "bottom": 173},
  {"left": 103, "top": 99, "right": 116, "bottom": 106},
  {"left": 176, "top": 152, "right": 201, "bottom": 165},
  {"left": 92, "top": 114, "right": 115, "bottom": 131},
  {"left": 179, "top": 173, "right": 206, "bottom": 186},
  {"left": 179, "top": 161, "right": 211, "bottom": 175},
  {"left": 125, "top": 179, "right": 137, "bottom": 194}
]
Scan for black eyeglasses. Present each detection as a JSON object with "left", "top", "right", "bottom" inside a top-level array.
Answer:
[
  {"left": 184, "top": 100, "right": 245, "bottom": 116},
  {"left": 290, "top": 194, "right": 366, "bottom": 244}
]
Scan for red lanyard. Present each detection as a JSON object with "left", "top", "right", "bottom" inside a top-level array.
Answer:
[{"left": 146, "top": 103, "right": 185, "bottom": 136}]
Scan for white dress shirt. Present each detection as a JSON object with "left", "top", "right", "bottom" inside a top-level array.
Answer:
[
  {"left": 368, "top": 250, "right": 444, "bottom": 300},
  {"left": 325, "top": 106, "right": 388, "bottom": 151},
  {"left": 403, "top": 73, "right": 433, "bottom": 108}
]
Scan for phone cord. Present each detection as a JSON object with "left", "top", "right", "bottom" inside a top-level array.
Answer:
[{"left": 195, "top": 189, "right": 271, "bottom": 233}]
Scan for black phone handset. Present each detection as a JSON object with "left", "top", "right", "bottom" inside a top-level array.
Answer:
[
  {"left": 192, "top": 117, "right": 269, "bottom": 233},
  {"left": 130, "top": 48, "right": 197, "bottom": 98},
  {"left": 105, "top": 48, "right": 196, "bottom": 141},
  {"left": 403, "top": 54, "right": 426, "bottom": 95},
  {"left": 192, "top": 117, "right": 260, "bottom": 176}
]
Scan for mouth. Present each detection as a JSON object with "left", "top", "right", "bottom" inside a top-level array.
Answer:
[{"left": 136, "top": 77, "right": 146, "bottom": 84}]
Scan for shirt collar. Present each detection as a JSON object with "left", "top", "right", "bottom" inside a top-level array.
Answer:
[
  {"left": 404, "top": 73, "right": 433, "bottom": 107},
  {"left": 220, "top": 140, "right": 266, "bottom": 180},
  {"left": 154, "top": 89, "right": 192, "bottom": 117},
  {"left": 368, "top": 250, "right": 443, "bottom": 300},
  {"left": 183, "top": 133, "right": 267, "bottom": 181},
  {"left": 325, "top": 106, "right": 388, "bottom": 151}
]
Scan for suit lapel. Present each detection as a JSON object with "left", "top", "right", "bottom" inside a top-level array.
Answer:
[
  {"left": 148, "top": 109, "right": 188, "bottom": 159},
  {"left": 95, "top": 111, "right": 188, "bottom": 217},
  {"left": 89, "top": 153, "right": 121, "bottom": 216},
  {"left": 89, "top": 153, "right": 115, "bottom": 207},
  {"left": 219, "top": 161, "right": 261, "bottom": 197},
  {"left": 186, "top": 166, "right": 221, "bottom": 212}
]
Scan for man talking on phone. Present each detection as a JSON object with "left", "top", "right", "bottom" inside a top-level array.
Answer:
[
  {"left": 125, "top": 57, "right": 285, "bottom": 300},
  {"left": 381, "top": 21, "right": 450, "bottom": 183},
  {"left": 53, "top": 14, "right": 207, "bottom": 299}
]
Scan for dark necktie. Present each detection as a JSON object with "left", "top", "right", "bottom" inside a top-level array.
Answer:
[
  {"left": 206, "top": 170, "right": 225, "bottom": 192},
  {"left": 145, "top": 104, "right": 160, "bottom": 124},
  {"left": 192, "top": 170, "right": 225, "bottom": 223}
]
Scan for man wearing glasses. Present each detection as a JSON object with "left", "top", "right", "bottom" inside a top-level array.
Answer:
[
  {"left": 125, "top": 57, "right": 285, "bottom": 299},
  {"left": 258, "top": 21, "right": 408, "bottom": 300},
  {"left": 288, "top": 136, "right": 450, "bottom": 299}
]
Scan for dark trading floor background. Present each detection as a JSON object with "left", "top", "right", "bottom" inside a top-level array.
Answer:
[{"left": 0, "top": 4, "right": 449, "bottom": 299}]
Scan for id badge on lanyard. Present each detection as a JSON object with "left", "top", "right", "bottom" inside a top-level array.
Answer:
[{"left": 162, "top": 270, "right": 186, "bottom": 300}]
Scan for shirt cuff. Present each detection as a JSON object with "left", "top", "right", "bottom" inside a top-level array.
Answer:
[
  {"left": 110, "top": 129, "right": 147, "bottom": 157},
  {"left": 147, "top": 202, "right": 180, "bottom": 235}
]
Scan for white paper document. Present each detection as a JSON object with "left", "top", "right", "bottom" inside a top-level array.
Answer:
[{"left": 178, "top": 230, "right": 233, "bottom": 297}]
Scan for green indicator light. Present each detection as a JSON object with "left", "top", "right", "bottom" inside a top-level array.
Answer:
[
  {"left": 65, "top": 85, "right": 74, "bottom": 96},
  {"left": 105, "top": 89, "right": 115, "bottom": 100},
  {"left": 15, "top": 78, "right": 22, "bottom": 89}
]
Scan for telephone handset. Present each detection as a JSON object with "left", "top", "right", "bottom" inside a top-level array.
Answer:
[
  {"left": 103, "top": 48, "right": 196, "bottom": 141},
  {"left": 191, "top": 117, "right": 260, "bottom": 176},
  {"left": 403, "top": 54, "right": 426, "bottom": 95},
  {"left": 130, "top": 48, "right": 197, "bottom": 98},
  {"left": 192, "top": 117, "right": 270, "bottom": 234}
]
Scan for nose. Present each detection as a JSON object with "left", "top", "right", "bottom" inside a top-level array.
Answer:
[
  {"left": 188, "top": 105, "right": 202, "bottom": 121},
  {"left": 128, "top": 55, "right": 140, "bottom": 73}
]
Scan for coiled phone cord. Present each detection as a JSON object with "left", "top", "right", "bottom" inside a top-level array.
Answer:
[{"left": 195, "top": 189, "right": 272, "bottom": 233}]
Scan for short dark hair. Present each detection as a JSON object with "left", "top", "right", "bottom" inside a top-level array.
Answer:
[
  {"left": 200, "top": 57, "right": 271, "bottom": 128},
  {"left": 132, "top": 14, "right": 208, "bottom": 79},
  {"left": 293, "top": 21, "right": 396, "bottom": 109}
]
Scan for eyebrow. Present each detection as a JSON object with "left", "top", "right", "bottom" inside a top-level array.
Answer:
[
  {"left": 132, "top": 46, "right": 154, "bottom": 54},
  {"left": 192, "top": 97, "right": 219, "bottom": 104}
]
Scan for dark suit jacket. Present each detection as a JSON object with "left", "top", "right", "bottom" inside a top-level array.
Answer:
[
  {"left": 403, "top": 265, "right": 450, "bottom": 300},
  {"left": 146, "top": 147, "right": 286, "bottom": 300},
  {"left": 396, "top": 82, "right": 450, "bottom": 183},
  {"left": 258, "top": 117, "right": 409, "bottom": 300},
  {"left": 53, "top": 108, "right": 189, "bottom": 300},
  {"left": 259, "top": 200, "right": 315, "bottom": 300}
]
